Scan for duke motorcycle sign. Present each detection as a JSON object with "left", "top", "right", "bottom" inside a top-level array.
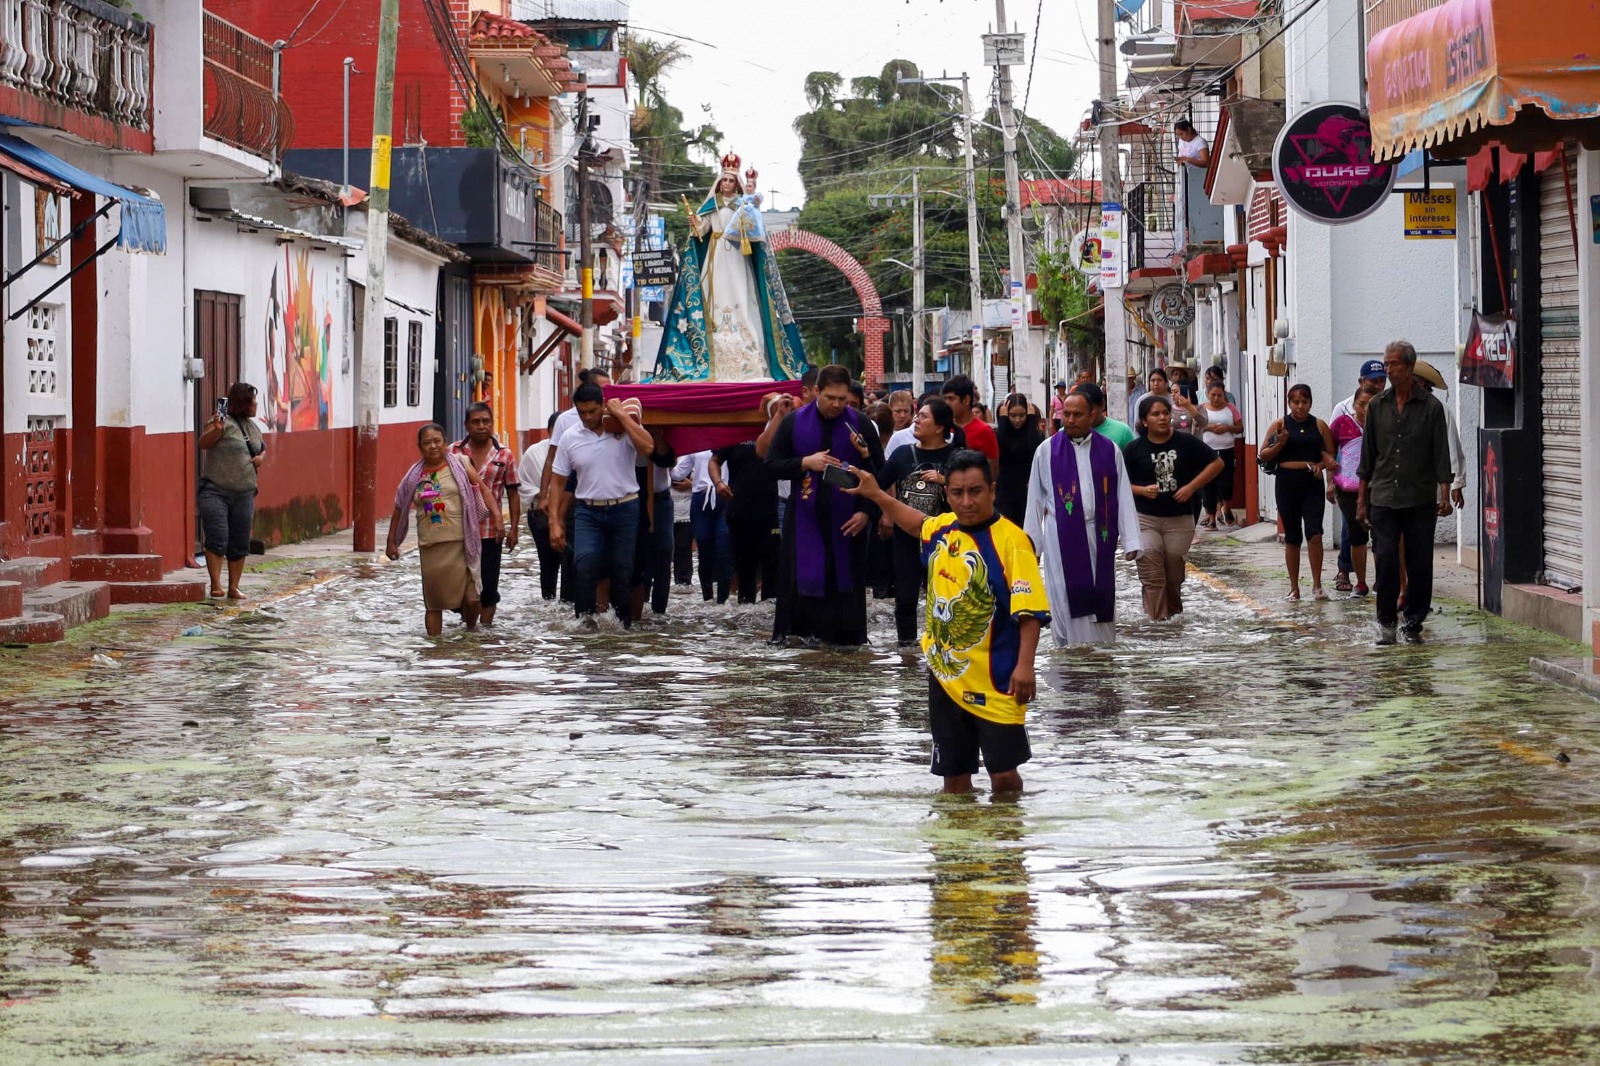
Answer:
[{"left": 1272, "top": 102, "right": 1396, "bottom": 225}]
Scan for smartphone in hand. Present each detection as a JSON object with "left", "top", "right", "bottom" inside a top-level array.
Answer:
[
  {"left": 215, "top": 397, "right": 228, "bottom": 418},
  {"left": 821, "top": 465, "right": 861, "bottom": 490}
]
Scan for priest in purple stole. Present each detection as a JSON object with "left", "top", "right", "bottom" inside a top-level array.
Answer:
[
  {"left": 1024, "top": 392, "right": 1140, "bottom": 647},
  {"left": 764, "top": 364, "right": 885, "bottom": 644}
]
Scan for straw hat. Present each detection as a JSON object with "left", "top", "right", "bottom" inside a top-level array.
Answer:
[{"left": 1414, "top": 360, "right": 1448, "bottom": 392}]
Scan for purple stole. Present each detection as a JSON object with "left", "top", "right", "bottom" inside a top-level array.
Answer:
[
  {"left": 1050, "top": 431, "right": 1119, "bottom": 622},
  {"left": 792, "top": 402, "right": 860, "bottom": 598}
]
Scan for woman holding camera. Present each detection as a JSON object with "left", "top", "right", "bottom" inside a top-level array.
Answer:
[{"left": 197, "top": 382, "right": 265, "bottom": 600}]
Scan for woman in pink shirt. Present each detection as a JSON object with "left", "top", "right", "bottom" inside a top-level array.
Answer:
[{"left": 1325, "top": 382, "right": 1381, "bottom": 596}]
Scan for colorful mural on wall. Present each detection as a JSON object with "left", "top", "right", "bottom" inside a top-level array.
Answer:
[{"left": 265, "top": 248, "right": 335, "bottom": 432}]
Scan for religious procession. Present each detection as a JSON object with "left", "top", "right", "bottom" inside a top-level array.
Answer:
[{"left": 5, "top": 0, "right": 1600, "bottom": 1060}]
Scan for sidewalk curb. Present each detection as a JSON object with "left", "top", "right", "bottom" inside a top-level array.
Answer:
[{"left": 1531, "top": 657, "right": 1600, "bottom": 704}]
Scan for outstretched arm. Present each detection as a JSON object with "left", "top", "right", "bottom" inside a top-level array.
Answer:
[{"left": 845, "top": 472, "right": 926, "bottom": 538}]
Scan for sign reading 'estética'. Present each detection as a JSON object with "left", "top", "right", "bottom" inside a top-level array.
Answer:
[{"left": 1272, "top": 102, "right": 1397, "bottom": 225}]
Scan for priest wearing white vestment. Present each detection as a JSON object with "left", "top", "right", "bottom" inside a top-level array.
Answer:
[{"left": 1024, "top": 393, "right": 1141, "bottom": 647}]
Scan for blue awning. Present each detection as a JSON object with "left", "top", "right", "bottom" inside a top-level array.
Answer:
[{"left": 0, "top": 134, "right": 165, "bottom": 253}]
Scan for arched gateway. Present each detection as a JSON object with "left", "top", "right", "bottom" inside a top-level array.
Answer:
[{"left": 768, "top": 228, "right": 891, "bottom": 388}]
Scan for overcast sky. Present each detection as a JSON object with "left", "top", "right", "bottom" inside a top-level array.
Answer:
[{"left": 634, "top": 0, "right": 1104, "bottom": 209}]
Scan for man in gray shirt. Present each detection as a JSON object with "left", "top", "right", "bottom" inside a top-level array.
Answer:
[{"left": 1356, "top": 340, "right": 1454, "bottom": 645}]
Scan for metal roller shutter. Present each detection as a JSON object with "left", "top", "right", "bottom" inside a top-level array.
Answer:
[{"left": 1540, "top": 145, "right": 1583, "bottom": 590}]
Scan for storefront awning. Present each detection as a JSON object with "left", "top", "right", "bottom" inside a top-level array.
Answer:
[
  {"left": 1366, "top": 0, "right": 1600, "bottom": 161},
  {"left": 0, "top": 134, "right": 165, "bottom": 252}
]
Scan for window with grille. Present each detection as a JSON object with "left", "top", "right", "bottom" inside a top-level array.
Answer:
[
  {"left": 383, "top": 318, "right": 398, "bottom": 408},
  {"left": 406, "top": 321, "right": 423, "bottom": 407}
]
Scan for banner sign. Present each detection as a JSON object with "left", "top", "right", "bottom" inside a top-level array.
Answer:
[
  {"left": 1460, "top": 311, "right": 1515, "bottom": 388},
  {"left": 1273, "top": 102, "right": 1397, "bottom": 225},
  {"left": 1100, "top": 203, "right": 1125, "bottom": 289},
  {"left": 631, "top": 248, "right": 678, "bottom": 288},
  {"left": 1403, "top": 188, "right": 1456, "bottom": 238}
]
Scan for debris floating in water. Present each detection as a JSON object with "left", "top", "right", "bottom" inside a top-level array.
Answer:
[{"left": 180, "top": 626, "right": 203, "bottom": 637}]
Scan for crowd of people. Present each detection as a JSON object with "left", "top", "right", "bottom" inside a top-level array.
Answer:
[{"left": 382, "top": 339, "right": 1459, "bottom": 790}]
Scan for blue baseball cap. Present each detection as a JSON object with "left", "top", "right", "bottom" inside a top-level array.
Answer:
[{"left": 1359, "top": 358, "right": 1387, "bottom": 380}]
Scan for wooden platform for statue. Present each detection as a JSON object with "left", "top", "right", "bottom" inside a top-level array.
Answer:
[
  {"left": 604, "top": 379, "right": 804, "bottom": 452},
  {"left": 639, "top": 406, "right": 772, "bottom": 427}
]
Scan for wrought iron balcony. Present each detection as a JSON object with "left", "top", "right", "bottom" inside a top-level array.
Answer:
[
  {"left": 1126, "top": 180, "right": 1176, "bottom": 272},
  {"left": 202, "top": 11, "right": 291, "bottom": 159},
  {"left": 532, "top": 195, "right": 564, "bottom": 285},
  {"left": 0, "top": 0, "right": 152, "bottom": 147}
]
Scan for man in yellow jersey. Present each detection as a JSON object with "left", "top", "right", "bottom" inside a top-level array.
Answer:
[{"left": 848, "top": 449, "right": 1050, "bottom": 793}]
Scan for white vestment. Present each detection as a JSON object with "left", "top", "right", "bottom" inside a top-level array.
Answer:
[
  {"left": 1024, "top": 434, "right": 1141, "bottom": 647},
  {"left": 702, "top": 202, "right": 768, "bottom": 381}
]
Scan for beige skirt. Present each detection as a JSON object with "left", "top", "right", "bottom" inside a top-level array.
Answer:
[{"left": 420, "top": 540, "right": 479, "bottom": 612}]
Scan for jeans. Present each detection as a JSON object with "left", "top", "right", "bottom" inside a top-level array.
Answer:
[
  {"left": 572, "top": 498, "right": 640, "bottom": 624},
  {"left": 528, "top": 508, "right": 562, "bottom": 600},
  {"left": 638, "top": 489, "right": 675, "bottom": 614},
  {"left": 1136, "top": 513, "right": 1197, "bottom": 621},
  {"left": 673, "top": 520, "right": 693, "bottom": 585},
  {"left": 690, "top": 491, "right": 732, "bottom": 603},
  {"left": 1338, "top": 520, "right": 1353, "bottom": 575},
  {"left": 197, "top": 482, "right": 255, "bottom": 560},
  {"left": 1370, "top": 502, "right": 1437, "bottom": 628}
]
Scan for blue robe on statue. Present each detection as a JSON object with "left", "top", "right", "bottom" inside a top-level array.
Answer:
[{"left": 653, "top": 191, "right": 808, "bottom": 382}]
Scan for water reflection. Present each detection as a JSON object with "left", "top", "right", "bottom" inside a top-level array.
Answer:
[{"left": 927, "top": 797, "right": 1040, "bottom": 1010}]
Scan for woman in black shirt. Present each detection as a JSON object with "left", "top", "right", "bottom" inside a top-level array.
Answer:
[
  {"left": 1257, "top": 383, "right": 1336, "bottom": 601},
  {"left": 1123, "top": 394, "right": 1224, "bottom": 621},
  {"left": 877, "top": 398, "right": 963, "bottom": 646},
  {"left": 995, "top": 392, "right": 1045, "bottom": 525}
]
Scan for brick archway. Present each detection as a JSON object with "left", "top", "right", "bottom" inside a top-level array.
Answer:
[{"left": 769, "top": 228, "right": 891, "bottom": 388}]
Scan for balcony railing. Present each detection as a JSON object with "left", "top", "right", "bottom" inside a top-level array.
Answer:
[
  {"left": 202, "top": 11, "right": 292, "bottom": 159},
  {"left": 534, "top": 196, "right": 564, "bottom": 277},
  {"left": 1126, "top": 180, "right": 1176, "bottom": 272},
  {"left": 0, "top": 0, "right": 152, "bottom": 132}
]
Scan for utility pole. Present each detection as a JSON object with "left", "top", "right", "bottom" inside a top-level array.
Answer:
[
  {"left": 911, "top": 167, "right": 926, "bottom": 396},
  {"left": 993, "top": 0, "right": 1029, "bottom": 404},
  {"left": 576, "top": 85, "right": 594, "bottom": 368},
  {"left": 352, "top": 0, "right": 400, "bottom": 554},
  {"left": 961, "top": 72, "right": 983, "bottom": 397},
  {"left": 900, "top": 70, "right": 984, "bottom": 392},
  {"left": 1098, "top": 0, "right": 1130, "bottom": 424}
]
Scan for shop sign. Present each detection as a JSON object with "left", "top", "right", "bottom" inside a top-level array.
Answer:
[
  {"left": 631, "top": 248, "right": 677, "bottom": 288},
  {"left": 1272, "top": 102, "right": 1397, "bottom": 225},
  {"left": 1068, "top": 227, "right": 1102, "bottom": 276},
  {"left": 1403, "top": 188, "right": 1457, "bottom": 238},
  {"left": 1149, "top": 283, "right": 1195, "bottom": 330},
  {"left": 1100, "top": 203, "right": 1125, "bottom": 289},
  {"left": 1460, "top": 311, "right": 1515, "bottom": 388}
]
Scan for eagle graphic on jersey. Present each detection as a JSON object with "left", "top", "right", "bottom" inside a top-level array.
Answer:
[{"left": 925, "top": 543, "right": 995, "bottom": 682}]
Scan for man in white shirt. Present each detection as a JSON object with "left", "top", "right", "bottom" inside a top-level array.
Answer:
[
  {"left": 517, "top": 413, "right": 562, "bottom": 600},
  {"left": 540, "top": 368, "right": 611, "bottom": 603},
  {"left": 549, "top": 383, "right": 652, "bottom": 625}
]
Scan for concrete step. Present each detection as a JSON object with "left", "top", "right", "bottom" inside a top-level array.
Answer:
[
  {"left": 109, "top": 573, "right": 208, "bottom": 606},
  {"left": 23, "top": 581, "right": 110, "bottom": 628},
  {"left": 70, "top": 554, "right": 163, "bottom": 583},
  {"left": 0, "top": 609, "right": 65, "bottom": 645},
  {"left": 0, "top": 556, "right": 67, "bottom": 591},
  {"left": 70, "top": 528, "right": 102, "bottom": 557},
  {"left": 0, "top": 580, "right": 21, "bottom": 620}
]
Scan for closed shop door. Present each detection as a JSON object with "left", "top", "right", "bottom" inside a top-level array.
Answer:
[{"left": 1539, "top": 147, "right": 1582, "bottom": 589}]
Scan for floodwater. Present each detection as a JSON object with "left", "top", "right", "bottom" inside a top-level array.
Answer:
[{"left": 2, "top": 546, "right": 1599, "bottom": 1064}]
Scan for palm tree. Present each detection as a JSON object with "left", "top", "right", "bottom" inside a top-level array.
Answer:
[{"left": 624, "top": 35, "right": 687, "bottom": 134}]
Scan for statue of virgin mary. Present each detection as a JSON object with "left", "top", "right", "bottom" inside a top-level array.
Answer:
[{"left": 652, "top": 153, "right": 808, "bottom": 382}]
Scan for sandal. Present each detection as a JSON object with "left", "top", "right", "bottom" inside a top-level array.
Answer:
[
  {"left": 1355, "top": 583, "right": 1369, "bottom": 597},
  {"left": 1199, "top": 518, "right": 1216, "bottom": 530},
  {"left": 1334, "top": 577, "right": 1353, "bottom": 593}
]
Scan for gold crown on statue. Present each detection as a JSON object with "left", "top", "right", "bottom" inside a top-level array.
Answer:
[
  {"left": 720, "top": 152, "right": 741, "bottom": 176},
  {"left": 744, "top": 166, "right": 758, "bottom": 184}
]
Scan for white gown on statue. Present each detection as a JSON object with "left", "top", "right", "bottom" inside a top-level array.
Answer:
[
  {"left": 702, "top": 203, "right": 769, "bottom": 381},
  {"left": 1024, "top": 435, "right": 1142, "bottom": 648}
]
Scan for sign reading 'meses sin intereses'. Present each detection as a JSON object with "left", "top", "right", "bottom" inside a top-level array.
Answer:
[{"left": 1272, "top": 102, "right": 1397, "bottom": 225}]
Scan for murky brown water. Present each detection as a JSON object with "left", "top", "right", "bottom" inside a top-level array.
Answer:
[{"left": 2, "top": 546, "right": 1599, "bottom": 1063}]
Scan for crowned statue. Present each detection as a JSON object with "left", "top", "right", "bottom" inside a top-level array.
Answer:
[{"left": 653, "top": 153, "right": 808, "bottom": 382}]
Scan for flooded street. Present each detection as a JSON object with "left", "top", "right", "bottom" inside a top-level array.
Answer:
[{"left": 4, "top": 547, "right": 1599, "bottom": 1064}]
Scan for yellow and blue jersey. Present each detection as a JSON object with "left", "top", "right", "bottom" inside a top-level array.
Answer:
[{"left": 920, "top": 513, "right": 1051, "bottom": 726}]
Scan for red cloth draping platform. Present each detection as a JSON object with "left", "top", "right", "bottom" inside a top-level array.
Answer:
[{"left": 603, "top": 380, "right": 803, "bottom": 454}]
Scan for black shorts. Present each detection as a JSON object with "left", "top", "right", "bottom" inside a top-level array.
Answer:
[{"left": 927, "top": 673, "right": 1031, "bottom": 777}]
